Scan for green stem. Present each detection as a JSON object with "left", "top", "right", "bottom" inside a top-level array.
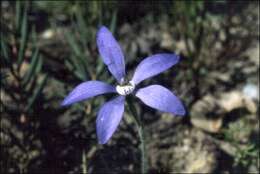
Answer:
[
  {"left": 128, "top": 102, "right": 148, "bottom": 174},
  {"left": 137, "top": 119, "right": 147, "bottom": 174},
  {"left": 82, "top": 149, "right": 87, "bottom": 174}
]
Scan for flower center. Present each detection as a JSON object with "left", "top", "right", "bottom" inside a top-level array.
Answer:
[{"left": 116, "top": 81, "right": 135, "bottom": 96}]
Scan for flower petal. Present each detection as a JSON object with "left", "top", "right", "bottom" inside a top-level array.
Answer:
[
  {"left": 61, "top": 81, "right": 116, "bottom": 106},
  {"left": 97, "top": 26, "right": 125, "bottom": 83},
  {"left": 96, "top": 96, "right": 125, "bottom": 144},
  {"left": 131, "top": 53, "right": 180, "bottom": 85},
  {"left": 135, "top": 85, "right": 185, "bottom": 115}
]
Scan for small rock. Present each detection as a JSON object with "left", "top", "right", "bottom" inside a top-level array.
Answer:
[
  {"left": 190, "top": 90, "right": 257, "bottom": 133},
  {"left": 243, "top": 83, "right": 259, "bottom": 101},
  {"left": 218, "top": 91, "right": 257, "bottom": 113}
]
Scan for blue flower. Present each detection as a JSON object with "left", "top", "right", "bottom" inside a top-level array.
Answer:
[{"left": 62, "top": 26, "right": 185, "bottom": 144}]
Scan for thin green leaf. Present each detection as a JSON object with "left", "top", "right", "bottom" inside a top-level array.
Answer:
[
  {"left": 98, "top": 3, "right": 103, "bottom": 26},
  {"left": 1, "top": 37, "right": 10, "bottom": 64},
  {"left": 69, "top": 56, "right": 86, "bottom": 79},
  {"left": 32, "top": 26, "right": 37, "bottom": 45},
  {"left": 26, "top": 75, "right": 37, "bottom": 93},
  {"left": 24, "top": 57, "right": 43, "bottom": 91},
  {"left": 75, "top": 7, "right": 88, "bottom": 45},
  {"left": 17, "top": 7, "right": 28, "bottom": 67},
  {"left": 74, "top": 70, "right": 86, "bottom": 81},
  {"left": 26, "top": 74, "right": 48, "bottom": 111},
  {"left": 74, "top": 7, "right": 96, "bottom": 80},
  {"left": 65, "top": 32, "right": 82, "bottom": 57},
  {"left": 15, "top": 1, "right": 21, "bottom": 32},
  {"left": 109, "top": 9, "right": 117, "bottom": 34},
  {"left": 65, "top": 59, "right": 86, "bottom": 81},
  {"left": 25, "top": 56, "right": 43, "bottom": 92},
  {"left": 65, "top": 32, "right": 89, "bottom": 80},
  {"left": 35, "top": 55, "right": 43, "bottom": 74},
  {"left": 65, "top": 59, "right": 74, "bottom": 70},
  {"left": 22, "top": 48, "right": 40, "bottom": 86}
]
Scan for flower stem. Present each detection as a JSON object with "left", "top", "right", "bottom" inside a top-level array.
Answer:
[
  {"left": 137, "top": 119, "right": 147, "bottom": 174},
  {"left": 82, "top": 149, "right": 87, "bottom": 174},
  {"left": 128, "top": 102, "right": 148, "bottom": 174}
]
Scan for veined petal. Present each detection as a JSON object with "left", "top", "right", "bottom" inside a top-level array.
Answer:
[
  {"left": 131, "top": 53, "right": 180, "bottom": 85},
  {"left": 135, "top": 85, "right": 185, "bottom": 116},
  {"left": 61, "top": 81, "right": 116, "bottom": 106},
  {"left": 96, "top": 96, "right": 125, "bottom": 144},
  {"left": 97, "top": 26, "right": 125, "bottom": 83}
]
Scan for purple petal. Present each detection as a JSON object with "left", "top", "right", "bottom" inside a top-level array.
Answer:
[
  {"left": 96, "top": 96, "right": 125, "bottom": 144},
  {"left": 97, "top": 26, "right": 125, "bottom": 83},
  {"left": 131, "top": 54, "right": 180, "bottom": 85},
  {"left": 135, "top": 85, "right": 185, "bottom": 116},
  {"left": 61, "top": 81, "right": 116, "bottom": 106}
]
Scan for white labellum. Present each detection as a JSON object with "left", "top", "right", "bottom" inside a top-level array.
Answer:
[{"left": 116, "top": 82, "right": 135, "bottom": 96}]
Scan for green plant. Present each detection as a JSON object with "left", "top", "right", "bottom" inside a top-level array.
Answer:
[{"left": 1, "top": 2, "right": 48, "bottom": 173}]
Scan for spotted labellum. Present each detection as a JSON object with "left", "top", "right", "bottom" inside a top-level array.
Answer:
[{"left": 62, "top": 26, "right": 185, "bottom": 144}]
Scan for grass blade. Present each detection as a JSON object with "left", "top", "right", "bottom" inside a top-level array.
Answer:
[
  {"left": 15, "top": 1, "right": 21, "bottom": 32},
  {"left": 35, "top": 55, "right": 43, "bottom": 74},
  {"left": 17, "top": 6, "right": 28, "bottom": 67},
  {"left": 75, "top": 7, "right": 88, "bottom": 46},
  {"left": 109, "top": 9, "right": 117, "bottom": 34},
  {"left": 22, "top": 48, "right": 40, "bottom": 86},
  {"left": 26, "top": 74, "right": 48, "bottom": 111},
  {"left": 65, "top": 59, "right": 85, "bottom": 81},
  {"left": 65, "top": 32, "right": 89, "bottom": 80},
  {"left": 1, "top": 37, "right": 10, "bottom": 64}
]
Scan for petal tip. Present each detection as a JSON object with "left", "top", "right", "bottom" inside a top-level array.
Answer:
[
  {"left": 169, "top": 109, "right": 185, "bottom": 117},
  {"left": 98, "top": 139, "right": 106, "bottom": 145},
  {"left": 179, "top": 109, "right": 186, "bottom": 116},
  {"left": 175, "top": 106, "right": 186, "bottom": 116},
  {"left": 176, "top": 54, "right": 180, "bottom": 60},
  {"left": 98, "top": 26, "right": 109, "bottom": 33},
  {"left": 99, "top": 139, "right": 108, "bottom": 145},
  {"left": 97, "top": 133, "right": 109, "bottom": 144},
  {"left": 170, "top": 53, "right": 180, "bottom": 62},
  {"left": 60, "top": 99, "right": 69, "bottom": 106}
]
